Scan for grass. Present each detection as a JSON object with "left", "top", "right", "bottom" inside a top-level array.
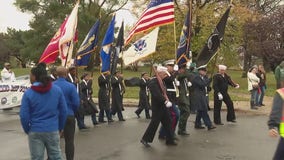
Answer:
[{"left": 12, "top": 67, "right": 276, "bottom": 101}]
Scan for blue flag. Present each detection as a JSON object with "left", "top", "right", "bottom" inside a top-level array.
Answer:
[
  {"left": 100, "top": 15, "right": 115, "bottom": 73},
  {"left": 176, "top": 9, "right": 191, "bottom": 67},
  {"left": 76, "top": 20, "right": 100, "bottom": 66}
]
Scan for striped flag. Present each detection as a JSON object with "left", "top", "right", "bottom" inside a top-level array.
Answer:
[
  {"left": 75, "top": 20, "right": 100, "bottom": 66},
  {"left": 176, "top": 9, "right": 191, "bottom": 67},
  {"left": 100, "top": 15, "right": 115, "bottom": 74},
  {"left": 125, "top": 0, "right": 174, "bottom": 45},
  {"left": 59, "top": 2, "right": 79, "bottom": 67}
]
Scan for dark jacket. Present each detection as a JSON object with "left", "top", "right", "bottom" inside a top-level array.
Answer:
[
  {"left": 191, "top": 74, "right": 211, "bottom": 111},
  {"left": 268, "top": 89, "right": 284, "bottom": 129},
  {"left": 98, "top": 74, "right": 110, "bottom": 110},
  {"left": 148, "top": 78, "right": 167, "bottom": 110},
  {"left": 163, "top": 73, "right": 177, "bottom": 103},
  {"left": 138, "top": 78, "right": 150, "bottom": 108},
  {"left": 213, "top": 73, "right": 237, "bottom": 94},
  {"left": 111, "top": 76, "right": 123, "bottom": 111},
  {"left": 177, "top": 73, "right": 190, "bottom": 106}
]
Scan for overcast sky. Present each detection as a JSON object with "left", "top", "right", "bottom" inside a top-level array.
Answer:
[{"left": 0, "top": 0, "right": 136, "bottom": 33}]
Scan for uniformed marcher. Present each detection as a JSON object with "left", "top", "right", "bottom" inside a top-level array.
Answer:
[
  {"left": 140, "top": 66, "right": 177, "bottom": 147},
  {"left": 191, "top": 66, "right": 216, "bottom": 130},
  {"left": 176, "top": 64, "right": 191, "bottom": 135},
  {"left": 158, "top": 59, "right": 180, "bottom": 139},
  {"left": 98, "top": 72, "right": 113, "bottom": 123},
  {"left": 79, "top": 73, "right": 98, "bottom": 128},
  {"left": 49, "top": 67, "right": 57, "bottom": 81},
  {"left": 213, "top": 65, "right": 239, "bottom": 125},
  {"left": 111, "top": 71, "right": 125, "bottom": 121},
  {"left": 135, "top": 72, "right": 151, "bottom": 119}
]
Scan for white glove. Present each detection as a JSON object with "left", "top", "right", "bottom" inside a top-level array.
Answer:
[
  {"left": 217, "top": 92, "right": 223, "bottom": 100},
  {"left": 187, "top": 81, "right": 192, "bottom": 87},
  {"left": 173, "top": 64, "right": 179, "bottom": 71},
  {"left": 175, "top": 80, "right": 180, "bottom": 86},
  {"left": 235, "top": 84, "right": 240, "bottom": 89},
  {"left": 165, "top": 101, "right": 172, "bottom": 108},
  {"left": 186, "top": 62, "right": 191, "bottom": 69}
]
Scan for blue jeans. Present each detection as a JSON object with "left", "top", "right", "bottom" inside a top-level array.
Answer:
[
  {"left": 258, "top": 86, "right": 266, "bottom": 105},
  {"left": 28, "top": 131, "right": 62, "bottom": 160},
  {"left": 250, "top": 89, "right": 259, "bottom": 107},
  {"left": 195, "top": 110, "right": 212, "bottom": 127}
]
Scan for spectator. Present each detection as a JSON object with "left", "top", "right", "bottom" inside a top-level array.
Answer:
[
  {"left": 247, "top": 66, "right": 260, "bottom": 110},
  {"left": 257, "top": 65, "right": 266, "bottom": 106},
  {"left": 274, "top": 61, "right": 284, "bottom": 89},
  {"left": 1, "top": 62, "right": 16, "bottom": 82},
  {"left": 19, "top": 63, "right": 67, "bottom": 160}
]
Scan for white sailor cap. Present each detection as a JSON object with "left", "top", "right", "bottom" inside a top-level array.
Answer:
[
  {"left": 218, "top": 64, "right": 227, "bottom": 70},
  {"left": 157, "top": 66, "right": 168, "bottom": 72},
  {"left": 163, "top": 59, "right": 175, "bottom": 66}
]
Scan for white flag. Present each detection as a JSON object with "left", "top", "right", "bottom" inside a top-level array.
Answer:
[
  {"left": 59, "top": 2, "right": 79, "bottom": 67},
  {"left": 122, "top": 27, "right": 159, "bottom": 66}
]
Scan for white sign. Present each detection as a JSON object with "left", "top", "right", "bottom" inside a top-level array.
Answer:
[{"left": 0, "top": 75, "right": 30, "bottom": 109}]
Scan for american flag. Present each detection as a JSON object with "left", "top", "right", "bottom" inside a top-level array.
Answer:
[{"left": 125, "top": 0, "right": 174, "bottom": 45}]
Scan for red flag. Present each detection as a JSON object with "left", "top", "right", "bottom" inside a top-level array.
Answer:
[
  {"left": 125, "top": 0, "right": 174, "bottom": 45},
  {"left": 38, "top": 18, "right": 68, "bottom": 64}
]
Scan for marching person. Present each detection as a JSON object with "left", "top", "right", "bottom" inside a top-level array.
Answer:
[
  {"left": 49, "top": 67, "right": 58, "bottom": 81},
  {"left": 176, "top": 64, "right": 190, "bottom": 135},
  {"left": 268, "top": 87, "right": 284, "bottom": 159},
  {"left": 78, "top": 73, "right": 99, "bottom": 128},
  {"left": 140, "top": 66, "right": 177, "bottom": 147},
  {"left": 53, "top": 66, "right": 80, "bottom": 160},
  {"left": 111, "top": 71, "right": 125, "bottom": 121},
  {"left": 213, "top": 64, "right": 239, "bottom": 125},
  {"left": 192, "top": 66, "right": 216, "bottom": 130},
  {"left": 98, "top": 72, "right": 113, "bottom": 123},
  {"left": 158, "top": 60, "right": 180, "bottom": 139},
  {"left": 66, "top": 66, "right": 79, "bottom": 92},
  {"left": 1, "top": 62, "right": 16, "bottom": 82},
  {"left": 19, "top": 63, "right": 67, "bottom": 160},
  {"left": 135, "top": 72, "right": 151, "bottom": 119}
]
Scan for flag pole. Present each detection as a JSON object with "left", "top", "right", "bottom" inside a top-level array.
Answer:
[{"left": 174, "top": 21, "right": 177, "bottom": 60}]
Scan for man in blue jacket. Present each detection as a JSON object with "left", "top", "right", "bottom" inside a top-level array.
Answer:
[
  {"left": 20, "top": 63, "right": 67, "bottom": 160},
  {"left": 53, "top": 66, "right": 80, "bottom": 160}
]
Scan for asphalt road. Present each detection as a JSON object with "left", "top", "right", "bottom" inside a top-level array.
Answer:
[{"left": 0, "top": 107, "right": 279, "bottom": 160}]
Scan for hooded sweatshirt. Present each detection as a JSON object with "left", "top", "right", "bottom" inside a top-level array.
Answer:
[{"left": 19, "top": 81, "right": 67, "bottom": 134}]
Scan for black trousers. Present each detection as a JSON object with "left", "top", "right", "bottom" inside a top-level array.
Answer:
[
  {"left": 64, "top": 116, "right": 75, "bottom": 160},
  {"left": 213, "top": 92, "right": 236, "bottom": 124},
  {"left": 142, "top": 107, "right": 174, "bottom": 143},
  {"left": 135, "top": 106, "right": 150, "bottom": 118},
  {"left": 274, "top": 137, "right": 284, "bottom": 160}
]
